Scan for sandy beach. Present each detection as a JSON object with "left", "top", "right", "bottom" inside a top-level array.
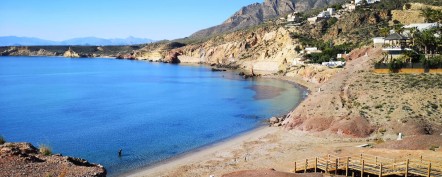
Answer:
[
  {"left": 126, "top": 124, "right": 442, "bottom": 177},
  {"left": 125, "top": 126, "right": 363, "bottom": 177}
]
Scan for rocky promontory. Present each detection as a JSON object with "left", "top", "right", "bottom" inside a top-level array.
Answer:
[
  {"left": 63, "top": 47, "right": 81, "bottom": 58},
  {"left": 0, "top": 142, "right": 106, "bottom": 177}
]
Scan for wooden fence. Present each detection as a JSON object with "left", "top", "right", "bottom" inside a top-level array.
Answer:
[{"left": 293, "top": 154, "right": 442, "bottom": 177}]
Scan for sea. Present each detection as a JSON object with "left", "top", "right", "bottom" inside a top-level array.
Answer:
[{"left": 0, "top": 56, "right": 305, "bottom": 176}]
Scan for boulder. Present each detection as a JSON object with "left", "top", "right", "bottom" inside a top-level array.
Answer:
[{"left": 269, "top": 117, "right": 279, "bottom": 124}]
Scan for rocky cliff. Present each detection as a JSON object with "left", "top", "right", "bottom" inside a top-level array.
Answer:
[
  {"left": 0, "top": 46, "right": 141, "bottom": 58},
  {"left": 191, "top": 0, "right": 345, "bottom": 38},
  {"left": 0, "top": 142, "right": 106, "bottom": 177},
  {"left": 63, "top": 47, "right": 81, "bottom": 58},
  {"left": 134, "top": 23, "right": 306, "bottom": 75},
  {"left": 0, "top": 47, "right": 57, "bottom": 56}
]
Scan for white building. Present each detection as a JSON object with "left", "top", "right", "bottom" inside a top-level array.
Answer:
[
  {"left": 322, "top": 61, "right": 346, "bottom": 67},
  {"left": 287, "top": 12, "right": 301, "bottom": 22},
  {"left": 403, "top": 23, "right": 440, "bottom": 31},
  {"left": 304, "top": 47, "right": 323, "bottom": 54},
  {"left": 327, "top": 8, "right": 335, "bottom": 16},
  {"left": 373, "top": 37, "right": 385, "bottom": 47},
  {"left": 317, "top": 11, "right": 331, "bottom": 18},
  {"left": 355, "top": 0, "right": 381, "bottom": 5}
]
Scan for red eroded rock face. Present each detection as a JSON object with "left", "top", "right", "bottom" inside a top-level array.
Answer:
[
  {"left": 285, "top": 115, "right": 374, "bottom": 137},
  {"left": 116, "top": 54, "right": 136, "bottom": 60},
  {"left": 283, "top": 47, "right": 383, "bottom": 138},
  {"left": 0, "top": 142, "right": 106, "bottom": 177},
  {"left": 164, "top": 50, "right": 182, "bottom": 63}
]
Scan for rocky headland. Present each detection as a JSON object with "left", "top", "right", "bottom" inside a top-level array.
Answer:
[{"left": 0, "top": 142, "right": 106, "bottom": 177}]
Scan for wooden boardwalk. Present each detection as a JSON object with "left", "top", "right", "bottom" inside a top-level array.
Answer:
[{"left": 293, "top": 154, "right": 442, "bottom": 177}]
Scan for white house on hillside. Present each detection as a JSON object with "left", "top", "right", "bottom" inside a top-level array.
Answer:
[
  {"left": 373, "top": 37, "right": 385, "bottom": 47},
  {"left": 317, "top": 11, "right": 331, "bottom": 18},
  {"left": 403, "top": 23, "right": 440, "bottom": 31},
  {"left": 327, "top": 8, "right": 335, "bottom": 16},
  {"left": 287, "top": 12, "right": 301, "bottom": 22},
  {"left": 355, "top": 0, "right": 381, "bottom": 5},
  {"left": 322, "top": 61, "right": 346, "bottom": 67},
  {"left": 304, "top": 47, "right": 322, "bottom": 54}
]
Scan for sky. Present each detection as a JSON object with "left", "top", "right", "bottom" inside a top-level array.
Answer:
[{"left": 0, "top": 0, "right": 261, "bottom": 41}]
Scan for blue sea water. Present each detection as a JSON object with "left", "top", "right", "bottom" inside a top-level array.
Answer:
[{"left": 0, "top": 56, "right": 305, "bottom": 176}]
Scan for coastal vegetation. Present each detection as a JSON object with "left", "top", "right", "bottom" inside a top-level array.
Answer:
[
  {"left": 291, "top": 33, "right": 354, "bottom": 63},
  {"left": 0, "top": 135, "right": 5, "bottom": 145},
  {"left": 39, "top": 144, "right": 52, "bottom": 156},
  {"left": 420, "top": 8, "right": 442, "bottom": 22}
]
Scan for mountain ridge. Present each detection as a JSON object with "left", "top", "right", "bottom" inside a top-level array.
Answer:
[
  {"left": 190, "top": 0, "right": 345, "bottom": 38},
  {"left": 0, "top": 36, "right": 155, "bottom": 46}
]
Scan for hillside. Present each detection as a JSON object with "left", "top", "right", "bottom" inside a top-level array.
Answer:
[
  {"left": 190, "top": 0, "right": 346, "bottom": 38},
  {"left": 284, "top": 47, "right": 442, "bottom": 138},
  {"left": 0, "top": 45, "right": 141, "bottom": 58}
]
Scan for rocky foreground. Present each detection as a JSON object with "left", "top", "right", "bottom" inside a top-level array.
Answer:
[{"left": 0, "top": 142, "right": 106, "bottom": 177}]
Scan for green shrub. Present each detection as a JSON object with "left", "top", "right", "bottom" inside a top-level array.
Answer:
[
  {"left": 423, "top": 55, "right": 442, "bottom": 69},
  {"left": 388, "top": 59, "right": 405, "bottom": 71},
  {"left": 0, "top": 135, "right": 5, "bottom": 145},
  {"left": 429, "top": 145, "right": 439, "bottom": 151},
  {"left": 39, "top": 144, "right": 52, "bottom": 156}
]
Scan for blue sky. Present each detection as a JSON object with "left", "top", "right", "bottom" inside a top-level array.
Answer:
[{"left": 0, "top": 0, "right": 261, "bottom": 41}]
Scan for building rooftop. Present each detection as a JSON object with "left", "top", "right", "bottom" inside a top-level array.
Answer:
[{"left": 384, "top": 33, "right": 409, "bottom": 40}]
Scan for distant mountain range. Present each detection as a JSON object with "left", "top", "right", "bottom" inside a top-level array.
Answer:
[
  {"left": 0, "top": 36, "right": 155, "bottom": 46},
  {"left": 191, "top": 0, "right": 345, "bottom": 38}
]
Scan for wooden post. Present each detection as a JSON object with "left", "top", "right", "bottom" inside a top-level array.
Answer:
[
  {"left": 352, "top": 171, "right": 355, "bottom": 177},
  {"left": 305, "top": 159, "right": 308, "bottom": 173},
  {"left": 315, "top": 157, "right": 318, "bottom": 173},
  {"left": 294, "top": 162, "right": 297, "bottom": 173},
  {"left": 360, "top": 154, "right": 363, "bottom": 162},
  {"left": 427, "top": 162, "right": 431, "bottom": 177},
  {"left": 361, "top": 160, "right": 365, "bottom": 177},
  {"left": 346, "top": 157, "right": 349, "bottom": 176},
  {"left": 405, "top": 159, "right": 409, "bottom": 177},
  {"left": 421, "top": 155, "right": 423, "bottom": 163},
  {"left": 335, "top": 158, "right": 338, "bottom": 175},
  {"left": 376, "top": 156, "right": 378, "bottom": 165},
  {"left": 379, "top": 163, "right": 383, "bottom": 177}
]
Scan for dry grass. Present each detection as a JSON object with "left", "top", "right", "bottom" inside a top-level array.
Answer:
[
  {"left": 347, "top": 73, "right": 442, "bottom": 136},
  {"left": 39, "top": 144, "right": 52, "bottom": 156}
]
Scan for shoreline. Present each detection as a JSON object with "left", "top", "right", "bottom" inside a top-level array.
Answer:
[
  {"left": 124, "top": 126, "right": 280, "bottom": 177},
  {"left": 122, "top": 76, "right": 312, "bottom": 177}
]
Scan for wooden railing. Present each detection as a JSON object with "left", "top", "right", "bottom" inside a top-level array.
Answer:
[{"left": 293, "top": 154, "right": 442, "bottom": 177}]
